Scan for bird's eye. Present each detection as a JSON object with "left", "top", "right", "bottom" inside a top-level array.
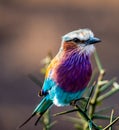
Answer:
[
  {"left": 72, "top": 38, "right": 80, "bottom": 43},
  {"left": 80, "top": 40, "right": 85, "bottom": 43},
  {"left": 72, "top": 38, "right": 85, "bottom": 44}
]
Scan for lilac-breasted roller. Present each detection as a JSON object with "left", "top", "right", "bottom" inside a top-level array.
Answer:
[{"left": 19, "top": 28, "right": 101, "bottom": 128}]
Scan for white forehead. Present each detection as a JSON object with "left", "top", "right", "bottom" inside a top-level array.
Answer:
[{"left": 62, "top": 28, "right": 94, "bottom": 41}]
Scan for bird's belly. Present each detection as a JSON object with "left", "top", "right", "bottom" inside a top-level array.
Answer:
[{"left": 49, "top": 81, "right": 85, "bottom": 106}]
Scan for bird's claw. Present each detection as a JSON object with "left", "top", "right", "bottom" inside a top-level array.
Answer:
[
  {"left": 38, "top": 90, "right": 43, "bottom": 97},
  {"left": 70, "top": 100, "right": 77, "bottom": 106},
  {"left": 70, "top": 99, "right": 81, "bottom": 106},
  {"left": 70, "top": 97, "right": 86, "bottom": 106},
  {"left": 38, "top": 90, "right": 48, "bottom": 97}
]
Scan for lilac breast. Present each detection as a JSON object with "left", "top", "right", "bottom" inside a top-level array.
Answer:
[{"left": 53, "top": 50, "right": 92, "bottom": 93}]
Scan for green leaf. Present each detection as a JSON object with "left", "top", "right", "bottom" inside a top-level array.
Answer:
[
  {"left": 87, "top": 68, "right": 98, "bottom": 88},
  {"left": 64, "top": 116, "right": 85, "bottom": 124},
  {"left": 109, "top": 109, "right": 114, "bottom": 130},
  {"left": 93, "top": 114, "right": 116, "bottom": 120},
  {"left": 74, "top": 124, "right": 85, "bottom": 130},
  {"left": 95, "top": 106, "right": 114, "bottom": 114},
  {"left": 47, "top": 121, "right": 57, "bottom": 129},
  {"left": 97, "top": 87, "right": 119, "bottom": 102},
  {"left": 84, "top": 83, "right": 96, "bottom": 112},
  {"left": 100, "top": 78, "right": 117, "bottom": 93},
  {"left": 94, "top": 51, "right": 104, "bottom": 73}
]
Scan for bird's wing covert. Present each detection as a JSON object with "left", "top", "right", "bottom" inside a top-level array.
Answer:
[{"left": 42, "top": 56, "right": 59, "bottom": 92}]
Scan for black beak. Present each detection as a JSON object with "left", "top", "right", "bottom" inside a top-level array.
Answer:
[{"left": 85, "top": 37, "right": 101, "bottom": 45}]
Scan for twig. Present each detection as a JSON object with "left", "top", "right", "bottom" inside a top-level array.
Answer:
[
  {"left": 84, "top": 82, "right": 96, "bottom": 112},
  {"left": 75, "top": 105, "right": 100, "bottom": 130},
  {"left": 103, "top": 116, "right": 119, "bottom": 130},
  {"left": 109, "top": 109, "right": 114, "bottom": 130}
]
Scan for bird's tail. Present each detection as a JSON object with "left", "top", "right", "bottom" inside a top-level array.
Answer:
[{"left": 18, "top": 96, "right": 53, "bottom": 128}]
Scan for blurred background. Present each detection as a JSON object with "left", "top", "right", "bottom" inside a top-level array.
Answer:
[{"left": 0, "top": 0, "right": 119, "bottom": 130}]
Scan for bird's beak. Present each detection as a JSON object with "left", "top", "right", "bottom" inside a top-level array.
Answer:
[{"left": 85, "top": 37, "right": 101, "bottom": 46}]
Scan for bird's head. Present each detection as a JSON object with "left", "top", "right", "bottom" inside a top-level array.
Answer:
[{"left": 62, "top": 28, "right": 101, "bottom": 54}]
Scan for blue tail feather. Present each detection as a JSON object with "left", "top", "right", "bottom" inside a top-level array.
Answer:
[
  {"left": 34, "top": 96, "right": 53, "bottom": 114},
  {"left": 18, "top": 96, "right": 53, "bottom": 128}
]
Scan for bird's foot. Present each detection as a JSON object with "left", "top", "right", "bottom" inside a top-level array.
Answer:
[
  {"left": 70, "top": 100, "right": 77, "bottom": 106},
  {"left": 70, "top": 97, "right": 86, "bottom": 106}
]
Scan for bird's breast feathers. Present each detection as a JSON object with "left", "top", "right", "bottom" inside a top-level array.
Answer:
[{"left": 45, "top": 50, "right": 92, "bottom": 93}]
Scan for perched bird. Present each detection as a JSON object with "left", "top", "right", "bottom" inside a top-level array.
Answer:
[{"left": 19, "top": 28, "right": 101, "bottom": 128}]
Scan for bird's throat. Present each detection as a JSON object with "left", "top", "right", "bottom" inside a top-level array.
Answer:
[{"left": 62, "top": 42, "right": 78, "bottom": 51}]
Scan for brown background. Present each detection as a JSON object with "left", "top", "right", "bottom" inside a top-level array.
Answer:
[{"left": 0, "top": 0, "right": 119, "bottom": 130}]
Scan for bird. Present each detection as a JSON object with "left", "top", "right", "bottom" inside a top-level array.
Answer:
[{"left": 19, "top": 28, "right": 101, "bottom": 128}]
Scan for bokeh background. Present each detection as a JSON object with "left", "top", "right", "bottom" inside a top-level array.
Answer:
[{"left": 0, "top": 0, "right": 119, "bottom": 130}]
